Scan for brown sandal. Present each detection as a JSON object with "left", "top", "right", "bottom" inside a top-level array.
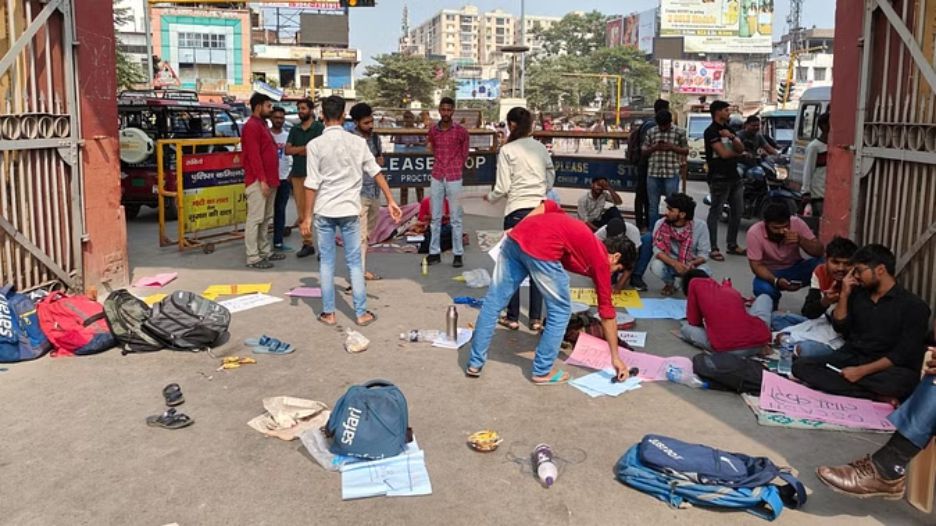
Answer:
[
  {"left": 498, "top": 316, "right": 520, "bottom": 330},
  {"left": 710, "top": 250, "right": 725, "bottom": 262},
  {"left": 317, "top": 312, "right": 337, "bottom": 326}
]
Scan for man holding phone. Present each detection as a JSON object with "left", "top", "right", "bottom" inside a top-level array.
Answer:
[
  {"left": 746, "top": 201, "right": 824, "bottom": 307},
  {"left": 642, "top": 109, "right": 688, "bottom": 228}
]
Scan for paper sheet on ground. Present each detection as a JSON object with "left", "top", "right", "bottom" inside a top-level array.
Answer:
[
  {"left": 202, "top": 283, "right": 272, "bottom": 300},
  {"left": 142, "top": 293, "right": 167, "bottom": 306},
  {"left": 570, "top": 370, "right": 642, "bottom": 397},
  {"left": 134, "top": 272, "right": 177, "bottom": 288},
  {"left": 626, "top": 298, "right": 688, "bottom": 319},
  {"left": 218, "top": 293, "right": 283, "bottom": 313},
  {"left": 565, "top": 333, "right": 692, "bottom": 381},
  {"left": 618, "top": 331, "right": 647, "bottom": 348},
  {"left": 569, "top": 287, "right": 643, "bottom": 309},
  {"left": 741, "top": 394, "right": 891, "bottom": 433},
  {"left": 759, "top": 372, "right": 895, "bottom": 431},
  {"left": 285, "top": 287, "right": 322, "bottom": 298},
  {"left": 487, "top": 236, "right": 529, "bottom": 287},
  {"left": 432, "top": 328, "right": 473, "bottom": 349},
  {"left": 340, "top": 444, "right": 431, "bottom": 500}
]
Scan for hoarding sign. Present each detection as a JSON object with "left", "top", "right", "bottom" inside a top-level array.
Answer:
[
  {"left": 672, "top": 60, "right": 725, "bottom": 95},
  {"left": 455, "top": 79, "right": 501, "bottom": 100},
  {"left": 660, "top": 0, "right": 773, "bottom": 54},
  {"left": 637, "top": 9, "right": 657, "bottom": 54}
]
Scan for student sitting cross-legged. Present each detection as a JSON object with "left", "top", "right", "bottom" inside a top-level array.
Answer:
[{"left": 648, "top": 193, "right": 711, "bottom": 296}]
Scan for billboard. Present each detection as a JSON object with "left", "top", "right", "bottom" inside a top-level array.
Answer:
[
  {"left": 455, "top": 79, "right": 500, "bottom": 100},
  {"left": 672, "top": 60, "right": 725, "bottom": 94},
  {"left": 660, "top": 0, "right": 773, "bottom": 54},
  {"left": 606, "top": 17, "right": 623, "bottom": 47},
  {"left": 622, "top": 14, "right": 639, "bottom": 47},
  {"left": 299, "top": 13, "right": 350, "bottom": 47},
  {"left": 637, "top": 9, "right": 657, "bottom": 54}
]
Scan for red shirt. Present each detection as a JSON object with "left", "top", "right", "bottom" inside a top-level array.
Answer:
[
  {"left": 508, "top": 201, "right": 615, "bottom": 320},
  {"left": 427, "top": 122, "right": 469, "bottom": 181},
  {"left": 241, "top": 116, "right": 279, "bottom": 188},
  {"left": 686, "top": 278, "right": 770, "bottom": 352},
  {"left": 418, "top": 197, "right": 449, "bottom": 224}
]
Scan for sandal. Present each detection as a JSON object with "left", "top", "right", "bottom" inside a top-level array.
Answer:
[
  {"left": 356, "top": 310, "right": 377, "bottom": 327},
  {"left": 530, "top": 319, "right": 544, "bottom": 332},
  {"left": 317, "top": 313, "right": 337, "bottom": 326},
  {"left": 364, "top": 272, "right": 382, "bottom": 281},
  {"left": 532, "top": 369, "right": 571, "bottom": 386},
  {"left": 267, "top": 253, "right": 287, "bottom": 261},
  {"left": 251, "top": 338, "right": 294, "bottom": 354},
  {"left": 498, "top": 316, "right": 520, "bottom": 330},
  {"left": 726, "top": 247, "right": 747, "bottom": 256},
  {"left": 162, "top": 383, "right": 184, "bottom": 407},
  {"left": 246, "top": 260, "right": 274, "bottom": 269},
  {"left": 465, "top": 366, "right": 483, "bottom": 378},
  {"left": 661, "top": 284, "right": 677, "bottom": 297},
  {"left": 146, "top": 408, "right": 194, "bottom": 430},
  {"left": 709, "top": 250, "right": 725, "bottom": 262}
]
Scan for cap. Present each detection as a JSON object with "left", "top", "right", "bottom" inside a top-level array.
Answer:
[{"left": 605, "top": 218, "right": 626, "bottom": 238}]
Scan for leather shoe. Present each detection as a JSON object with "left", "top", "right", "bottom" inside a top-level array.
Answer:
[
  {"left": 296, "top": 245, "right": 316, "bottom": 258},
  {"left": 816, "top": 456, "right": 905, "bottom": 499}
]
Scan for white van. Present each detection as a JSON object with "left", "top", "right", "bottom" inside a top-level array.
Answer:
[
  {"left": 685, "top": 112, "right": 711, "bottom": 179},
  {"left": 789, "top": 86, "right": 832, "bottom": 185}
]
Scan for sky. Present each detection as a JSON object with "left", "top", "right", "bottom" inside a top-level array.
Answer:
[{"left": 346, "top": 0, "right": 836, "bottom": 72}]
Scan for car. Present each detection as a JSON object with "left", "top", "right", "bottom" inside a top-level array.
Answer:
[
  {"left": 118, "top": 90, "right": 241, "bottom": 220},
  {"left": 684, "top": 113, "right": 711, "bottom": 180}
]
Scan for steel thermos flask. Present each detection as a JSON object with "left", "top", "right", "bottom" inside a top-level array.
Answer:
[{"left": 446, "top": 305, "right": 458, "bottom": 341}]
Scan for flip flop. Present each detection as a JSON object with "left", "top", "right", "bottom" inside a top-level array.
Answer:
[
  {"left": 498, "top": 316, "right": 520, "bottom": 330},
  {"left": 146, "top": 408, "right": 194, "bottom": 430},
  {"left": 710, "top": 251, "right": 725, "bottom": 262},
  {"left": 532, "top": 370, "right": 570, "bottom": 386},
  {"left": 162, "top": 383, "right": 184, "bottom": 407},
  {"left": 356, "top": 310, "right": 377, "bottom": 327},
  {"left": 365, "top": 272, "right": 383, "bottom": 281},
  {"left": 246, "top": 260, "right": 274, "bottom": 269},
  {"left": 727, "top": 247, "right": 747, "bottom": 256},
  {"left": 465, "top": 366, "right": 483, "bottom": 378},
  {"left": 252, "top": 340, "right": 294, "bottom": 354},
  {"left": 244, "top": 335, "right": 277, "bottom": 348},
  {"left": 318, "top": 313, "right": 337, "bottom": 326},
  {"left": 530, "top": 320, "right": 544, "bottom": 332}
]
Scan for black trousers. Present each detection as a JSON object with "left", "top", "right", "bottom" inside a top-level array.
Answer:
[
  {"left": 792, "top": 353, "right": 921, "bottom": 401},
  {"left": 634, "top": 164, "right": 649, "bottom": 231},
  {"left": 593, "top": 206, "right": 623, "bottom": 230}
]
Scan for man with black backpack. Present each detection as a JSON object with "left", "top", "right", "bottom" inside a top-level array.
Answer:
[{"left": 628, "top": 99, "right": 670, "bottom": 232}]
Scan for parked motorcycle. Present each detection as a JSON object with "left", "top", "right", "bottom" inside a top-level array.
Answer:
[{"left": 704, "top": 154, "right": 801, "bottom": 222}]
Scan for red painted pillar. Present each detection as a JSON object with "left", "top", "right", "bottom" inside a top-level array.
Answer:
[
  {"left": 821, "top": 1, "right": 865, "bottom": 243},
  {"left": 75, "top": 0, "right": 129, "bottom": 290}
]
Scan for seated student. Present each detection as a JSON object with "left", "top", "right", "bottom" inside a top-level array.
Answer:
[
  {"left": 680, "top": 269, "right": 772, "bottom": 356},
  {"left": 817, "top": 326, "right": 936, "bottom": 499},
  {"left": 772, "top": 236, "right": 859, "bottom": 360},
  {"left": 746, "top": 201, "right": 825, "bottom": 305},
  {"left": 793, "top": 244, "right": 931, "bottom": 402},
  {"left": 595, "top": 218, "right": 640, "bottom": 293},
  {"left": 414, "top": 196, "right": 450, "bottom": 254},
  {"left": 649, "top": 193, "right": 711, "bottom": 296},
  {"left": 577, "top": 177, "right": 624, "bottom": 231},
  {"left": 466, "top": 200, "right": 632, "bottom": 384}
]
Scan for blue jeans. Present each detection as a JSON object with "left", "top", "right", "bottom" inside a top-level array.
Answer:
[
  {"left": 889, "top": 376, "right": 936, "bottom": 448},
  {"left": 503, "top": 208, "right": 542, "bottom": 323},
  {"left": 273, "top": 181, "right": 291, "bottom": 246},
  {"left": 650, "top": 259, "right": 712, "bottom": 286},
  {"left": 468, "top": 237, "right": 571, "bottom": 377},
  {"left": 769, "top": 312, "right": 837, "bottom": 359},
  {"left": 647, "top": 175, "right": 680, "bottom": 228},
  {"left": 633, "top": 232, "right": 654, "bottom": 279},
  {"left": 753, "top": 257, "right": 822, "bottom": 305},
  {"left": 430, "top": 178, "right": 463, "bottom": 256},
  {"left": 315, "top": 216, "right": 367, "bottom": 318}
]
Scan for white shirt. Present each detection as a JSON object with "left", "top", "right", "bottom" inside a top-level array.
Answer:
[
  {"left": 595, "top": 221, "right": 642, "bottom": 248},
  {"left": 802, "top": 138, "right": 828, "bottom": 198},
  {"left": 304, "top": 126, "right": 382, "bottom": 218},
  {"left": 577, "top": 192, "right": 610, "bottom": 222},
  {"left": 272, "top": 129, "right": 291, "bottom": 181},
  {"left": 488, "top": 137, "right": 555, "bottom": 215}
]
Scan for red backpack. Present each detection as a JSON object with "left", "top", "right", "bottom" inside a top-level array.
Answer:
[{"left": 37, "top": 292, "right": 115, "bottom": 356}]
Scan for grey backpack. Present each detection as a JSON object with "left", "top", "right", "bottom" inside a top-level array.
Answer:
[{"left": 143, "top": 291, "right": 230, "bottom": 351}]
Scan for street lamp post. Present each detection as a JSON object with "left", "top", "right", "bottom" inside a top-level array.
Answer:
[
  {"left": 519, "top": 0, "right": 525, "bottom": 99},
  {"left": 501, "top": 45, "right": 530, "bottom": 98}
]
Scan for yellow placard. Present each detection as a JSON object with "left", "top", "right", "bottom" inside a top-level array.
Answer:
[
  {"left": 143, "top": 293, "right": 167, "bottom": 306},
  {"left": 570, "top": 287, "right": 643, "bottom": 309},
  {"left": 183, "top": 184, "right": 245, "bottom": 233},
  {"left": 202, "top": 283, "right": 272, "bottom": 300}
]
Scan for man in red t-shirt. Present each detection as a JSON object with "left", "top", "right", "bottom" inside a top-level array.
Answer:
[
  {"left": 680, "top": 270, "right": 772, "bottom": 355},
  {"left": 241, "top": 93, "right": 284, "bottom": 269},
  {"left": 466, "top": 200, "right": 632, "bottom": 384}
]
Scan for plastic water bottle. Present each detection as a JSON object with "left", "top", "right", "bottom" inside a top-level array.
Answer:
[
  {"left": 532, "top": 444, "right": 558, "bottom": 488},
  {"left": 421, "top": 257, "right": 429, "bottom": 276},
  {"left": 400, "top": 329, "right": 442, "bottom": 342},
  {"left": 665, "top": 364, "right": 708, "bottom": 389},
  {"left": 777, "top": 333, "right": 794, "bottom": 375}
]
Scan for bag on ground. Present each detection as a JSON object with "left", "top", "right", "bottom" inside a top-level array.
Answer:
[
  {"left": 36, "top": 291, "right": 115, "bottom": 356},
  {"left": 325, "top": 379, "right": 410, "bottom": 460},
  {"left": 0, "top": 285, "right": 52, "bottom": 362},
  {"left": 692, "top": 352, "right": 764, "bottom": 394},
  {"left": 103, "top": 290, "right": 164, "bottom": 355},
  {"left": 143, "top": 291, "right": 230, "bottom": 351},
  {"left": 616, "top": 434, "right": 807, "bottom": 521}
]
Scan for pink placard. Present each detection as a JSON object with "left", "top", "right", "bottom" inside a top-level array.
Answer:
[
  {"left": 759, "top": 372, "right": 896, "bottom": 431},
  {"left": 285, "top": 287, "right": 322, "bottom": 298},
  {"left": 565, "top": 333, "right": 692, "bottom": 382},
  {"left": 134, "top": 272, "right": 178, "bottom": 288}
]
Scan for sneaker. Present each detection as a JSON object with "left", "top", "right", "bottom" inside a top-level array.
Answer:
[
  {"left": 296, "top": 245, "right": 316, "bottom": 258},
  {"left": 816, "top": 456, "right": 906, "bottom": 500},
  {"left": 426, "top": 254, "right": 441, "bottom": 265},
  {"left": 273, "top": 244, "right": 293, "bottom": 252},
  {"left": 453, "top": 255, "right": 464, "bottom": 268},
  {"left": 630, "top": 276, "right": 648, "bottom": 291}
]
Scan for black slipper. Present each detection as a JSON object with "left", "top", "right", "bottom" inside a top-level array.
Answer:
[
  {"left": 146, "top": 408, "right": 194, "bottom": 430},
  {"left": 163, "top": 383, "right": 184, "bottom": 407}
]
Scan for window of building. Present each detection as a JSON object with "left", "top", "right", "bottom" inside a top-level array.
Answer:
[
  {"left": 796, "top": 66, "right": 809, "bottom": 82},
  {"left": 178, "top": 32, "right": 226, "bottom": 49},
  {"left": 496, "top": 27, "right": 505, "bottom": 35},
  {"left": 446, "top": 14, "right": 455, "bottom": 21},
  {"left": 813, "top": 67, "right": 827, "bottom": 81}
]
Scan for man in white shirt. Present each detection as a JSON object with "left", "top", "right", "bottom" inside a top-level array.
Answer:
[
  {"left": 802, "top": 112, "right": 830, "bottom": 217},
  {"left": 270, "top": 107, "right": 293, "bottom": 252},
  {"left": 299, "top": 96, "right": 402, "bottom": 327},
  {"left": 577, "top": 177, "right": 624, "bottom": 231}
]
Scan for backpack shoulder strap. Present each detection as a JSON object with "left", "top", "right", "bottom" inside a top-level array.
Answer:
[
  {"left": 362, "top": 379, "right": 395, "bottom": 389},
  {"left": 776, "top": 471, "right": 808, "bottom": 509}
]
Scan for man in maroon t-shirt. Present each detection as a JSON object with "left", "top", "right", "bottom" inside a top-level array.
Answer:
[
  {"left": 241, "top": 93, "right": 284, "bottom": 269},
  {"left": 466, "top": 200, "right": 632, "bottom": 384}
]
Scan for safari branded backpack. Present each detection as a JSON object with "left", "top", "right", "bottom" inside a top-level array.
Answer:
[
  {"left": 616, "top": 434, "right": 807, "bottom": 521},
  {"left": 0, "top": 285, "right": 51, "bottom": 362},
  {"left": 325, "top": 380, "right": 410, "bottom": 460},
  {"left": 143, "top": 291, "right": 230, "bottom": 351},
  {"left": 36, "top": 291, "right": 115, "bottom": 356},
  {"left": 103, "top": 290, "right": 164, "bottom": 355}
]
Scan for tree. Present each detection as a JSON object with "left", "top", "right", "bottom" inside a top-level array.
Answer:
[
  {"left": 588, "top": 46, "right": 661, "bottom": 105},
  {"left": 114, "top": 1, "right": 145, "bottom": 90},
  {"left": 362, "top": 54, "right": 453, "bottom": 107},
  {"left": 355, "top": 76, "right": 379, "bottom": 103},
  {"left": 538, "top": 11, "right": 608, "bottom": 57}
]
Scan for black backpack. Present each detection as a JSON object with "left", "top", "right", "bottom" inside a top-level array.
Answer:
[
  {"left": 143, "top": 291, "right": 231, "bottom": 351},
  {"left": 692, "top": 353, "right": 765, "bottom": 395},
  {"left": 103, "top": 290, "right": 164, "bottom": 355}
]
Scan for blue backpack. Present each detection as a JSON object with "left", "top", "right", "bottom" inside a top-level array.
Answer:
[
  {"left": 325, "top": 380, "right": 410, "bottom": 460},
  {"left": 616, "top": 434, "right": 807, "bottom": 521},
  {"left": 0, "top": 285, "right": 51, "bottom": 362}
]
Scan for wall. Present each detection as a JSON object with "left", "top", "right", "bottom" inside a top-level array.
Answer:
[{"left": 724, "top": 56, "right": 766, "bottom": 110}]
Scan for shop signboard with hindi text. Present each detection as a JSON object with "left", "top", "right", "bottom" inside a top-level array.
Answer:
[
  {"left": 660, "top": 0, "right": 773, "bottom": 54},
  {"left": 181, "top": 152, "right": 246, "bottom": 233}
]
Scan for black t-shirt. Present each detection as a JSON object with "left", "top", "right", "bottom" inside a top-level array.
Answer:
[{"left": 704, "top": 121, "right": 739, "bottom": 182}]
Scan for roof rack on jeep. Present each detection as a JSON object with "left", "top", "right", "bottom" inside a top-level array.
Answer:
[{"left": 118, "top": 89, "right": 200, "bottom": 102}]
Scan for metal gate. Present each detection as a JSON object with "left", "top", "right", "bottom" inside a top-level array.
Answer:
[
  {"left": 853, "top": 0, "right": 936, "bottom": 309},
  {"left": 0, "top": 0, "right": 82, "bottom": 291}
]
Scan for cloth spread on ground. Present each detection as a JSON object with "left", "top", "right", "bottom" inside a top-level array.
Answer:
[
  {"left": 247, "top": 397, "right": 329, "bottom": 441},
  {"left": 368, "top": 203, "right": 419, "bottom": 244},
  {"left": 625, "top": 298, "right": 688, "bottom": 319}
]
